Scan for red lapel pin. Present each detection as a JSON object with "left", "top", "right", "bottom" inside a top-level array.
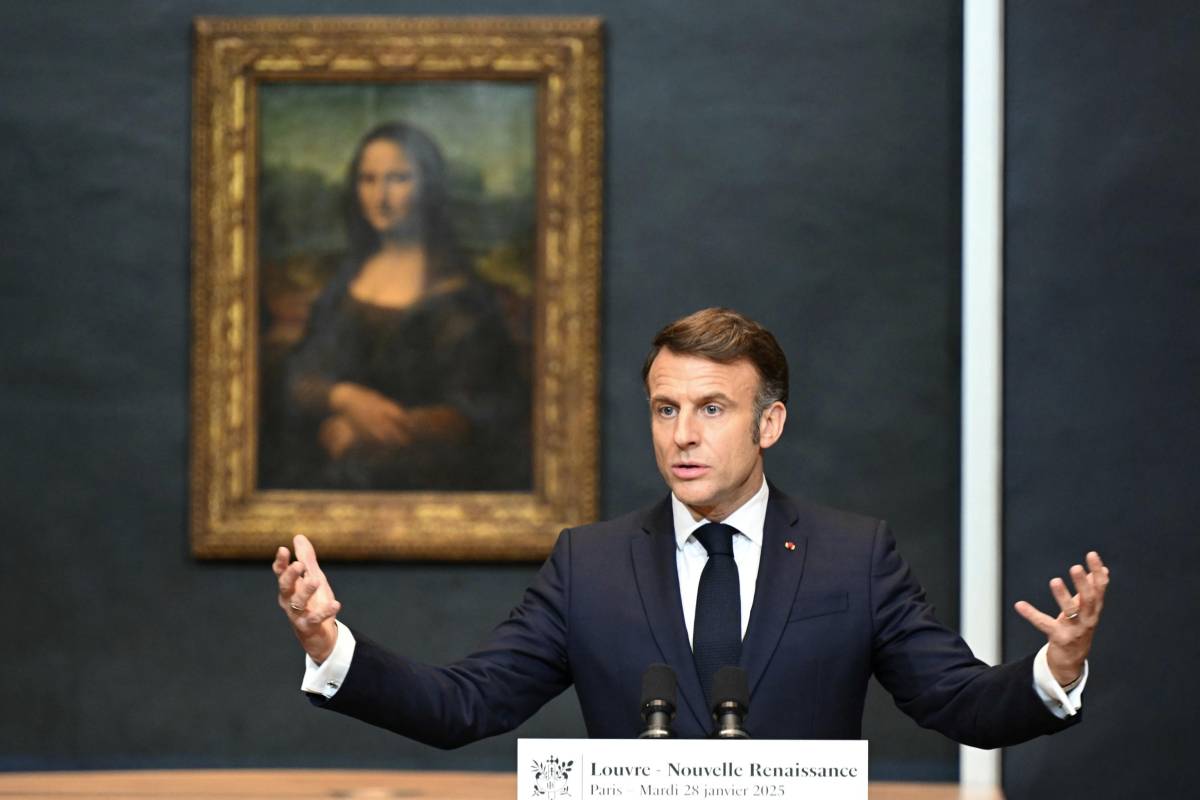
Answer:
[{"left": 784, "top": 541, "right": 796, "bottom": 551}]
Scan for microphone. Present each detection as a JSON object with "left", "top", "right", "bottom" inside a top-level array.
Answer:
[
  {"left": 710, "top": 666, "right": 750, "bottom": 739},
  {"left": 638, "top": 663, "right": 678, "bottom": 739}
]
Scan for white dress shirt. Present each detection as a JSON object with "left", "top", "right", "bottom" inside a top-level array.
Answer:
[
  {"left": 303, "top": 476, "right": 1085, "bottom": 718},
  {"left": 672, "top": 475, "right": 769, "bottom": 644}
]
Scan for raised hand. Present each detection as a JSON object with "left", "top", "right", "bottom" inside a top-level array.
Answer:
[
  {"left": 1014, "top": 551, "right": 1110, "bottom": 686},
  {"left": 273, "top": 534, "right": 342, "bottom": 664}
]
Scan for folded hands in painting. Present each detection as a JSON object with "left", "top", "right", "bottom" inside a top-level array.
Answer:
[
  {"left": 326, "top": 382, "right": 414, "bottom": 455},
  {"left": 321, "top": 381, "right": 470, "bottom": 459}
]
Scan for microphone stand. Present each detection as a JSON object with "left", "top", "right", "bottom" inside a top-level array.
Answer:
[
  {"left": 710, "top": 666, "right": 750, "bottom": 739},
  {"left": 639, "top": 663, "right": 678, "bottom": 739}
]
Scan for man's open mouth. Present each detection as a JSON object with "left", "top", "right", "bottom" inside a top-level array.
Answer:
[{"left": 671, "top": 463, "right": 709, "bottom": 478}]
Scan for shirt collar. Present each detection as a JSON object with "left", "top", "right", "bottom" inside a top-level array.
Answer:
[{"left": 671, "top": 476, "right": 769, "bottom": 550}]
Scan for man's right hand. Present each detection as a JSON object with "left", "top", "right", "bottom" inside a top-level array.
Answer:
[{"left": 274, "top": 534, "right": 341, "bottom": 664}]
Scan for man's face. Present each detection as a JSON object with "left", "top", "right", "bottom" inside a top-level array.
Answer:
[{"left": 646, "top": 349, "right": 786, "bottom": 521}]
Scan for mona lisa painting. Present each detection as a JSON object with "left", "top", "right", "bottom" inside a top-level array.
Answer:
[
  {"left": 258, "top": 88, "right": 535, "bottom": 493},
  {"left": 190, "top": 17, "right": 603, "bottom": 560}
]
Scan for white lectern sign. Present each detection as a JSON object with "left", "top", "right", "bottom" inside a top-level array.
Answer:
[{"left": 518, "top": 739, "right": 867, "bottom": 800}]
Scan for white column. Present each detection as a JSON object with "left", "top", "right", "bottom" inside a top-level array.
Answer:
[{"left": 960, "top": 0, "right": 1004, "bottom": 789}]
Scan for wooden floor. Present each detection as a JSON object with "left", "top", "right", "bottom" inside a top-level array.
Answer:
[{"left": 0, "top": 770, "right": 1004, "bottom": 799}]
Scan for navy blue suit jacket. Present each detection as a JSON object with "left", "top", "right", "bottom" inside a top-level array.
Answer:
[{"left": 319, "top": 487, "right": 1076, "bottom": 747}]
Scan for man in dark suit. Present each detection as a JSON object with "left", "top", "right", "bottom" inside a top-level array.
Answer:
[{"left": 274, "top": 308, "right": 1109, "bottom": 746}]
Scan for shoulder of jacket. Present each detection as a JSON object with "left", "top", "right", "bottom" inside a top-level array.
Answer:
[{"left": 771, "top": 487, "right": 886, "bottom": 543}]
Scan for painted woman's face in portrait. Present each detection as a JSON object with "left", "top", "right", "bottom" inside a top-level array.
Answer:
[{"left": 356, "top": 139, "right": 418, "bottom": 235}]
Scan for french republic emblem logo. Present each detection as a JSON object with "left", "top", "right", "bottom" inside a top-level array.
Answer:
[{"left": 531, "top": 755, "right": 574, "bottom": 798}]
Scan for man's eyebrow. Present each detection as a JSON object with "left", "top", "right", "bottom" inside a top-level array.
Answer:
[
  {"left": 648, "top": 391, "right": 736, "bottom": 405},
  {"left": 697, "top": 392, "right": 736, "bottom": 405}
]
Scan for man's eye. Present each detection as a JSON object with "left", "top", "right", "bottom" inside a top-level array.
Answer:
[
  {"left": 703, "top": 404, "right": 721, "bottom": 415},
  {"left": 657, "top": 406, "right": 676, "bottom": 418}
]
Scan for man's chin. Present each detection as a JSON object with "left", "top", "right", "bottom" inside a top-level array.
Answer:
[{"left": 668, "top": 480, "right": 715, "bottom": 511}]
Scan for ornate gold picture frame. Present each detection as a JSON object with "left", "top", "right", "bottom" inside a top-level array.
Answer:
[{"left": 190, "top": 17, "right": 603, "bottom": 560}]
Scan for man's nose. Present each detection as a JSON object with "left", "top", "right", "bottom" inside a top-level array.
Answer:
[{"left": 672, "top": 412, "right": 699, "bottom": 449}]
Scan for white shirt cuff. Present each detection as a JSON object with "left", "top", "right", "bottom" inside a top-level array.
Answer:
[
  {"left": 1032, "top": 642, "right": 1087, "bottom": 718},
  {"left": 300, "top": 620, "right": 356, "bottom": 698}
]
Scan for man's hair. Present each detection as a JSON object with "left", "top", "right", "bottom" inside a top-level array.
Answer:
[{"left": 641, "top": 307, "right": 789, "bottom": 426}]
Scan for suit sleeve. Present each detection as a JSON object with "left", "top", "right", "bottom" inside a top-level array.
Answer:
[
  {"left": 312, "top": 530, "right": 575, "bottom": 749},
  {"left": 868, "top": 522, "right": 1080, "bottom": 748}
]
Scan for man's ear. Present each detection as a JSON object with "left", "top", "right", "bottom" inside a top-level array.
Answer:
[{"left": 758, "top": 401, "right": 787, "bottom": 449}]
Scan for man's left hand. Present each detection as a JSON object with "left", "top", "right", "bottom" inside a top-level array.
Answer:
[{"left": 1014, "top": 551, "right": 1110, "bottom": 686}]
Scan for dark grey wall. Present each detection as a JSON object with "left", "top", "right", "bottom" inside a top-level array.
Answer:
[
  {"left": 1, "top": 0, "right": 962, "bottom": 781},
  {"left": 1003, "top": 3, "right": 1200, "bottom": 797}
]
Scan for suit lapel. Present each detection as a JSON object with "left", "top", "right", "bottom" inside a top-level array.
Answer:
[
  {"left": 740, "top": 485, "right": 808, "bottom": 698},
  {"left": 630, "top": 498, "right": 711, "bottom": 733}
]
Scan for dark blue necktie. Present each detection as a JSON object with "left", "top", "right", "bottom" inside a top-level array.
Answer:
[{"left": 692, "top": 522, "right": 742, "bottom": 706}]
